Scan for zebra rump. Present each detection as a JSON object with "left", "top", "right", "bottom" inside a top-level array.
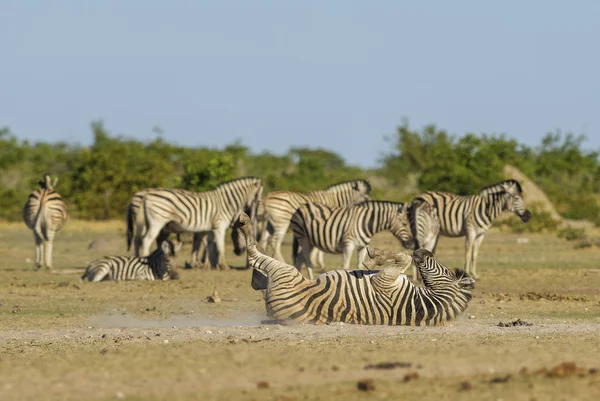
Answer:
[
  {"left": 234, "top": 213, "right": 475, "bottom": 326},
  {"left": 81, "top": 240, "right": 181, "bottom": 282}
]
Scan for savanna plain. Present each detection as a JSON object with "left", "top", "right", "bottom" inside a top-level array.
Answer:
[{"left": 1, "top": 220, "right": 599, "bottom": 401}]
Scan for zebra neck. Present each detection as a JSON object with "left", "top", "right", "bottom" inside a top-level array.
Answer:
[
  {"left": 249, "top": 251, "right": 305, "bottom": 282},
  {"left": 364, "top": 207, "right": 396, "bottom": 234},
  {"left": 480, "top": 192, "right": 508, "bottom": 222}
]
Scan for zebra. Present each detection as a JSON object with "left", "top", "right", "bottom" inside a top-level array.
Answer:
[
  {"left": 136, "top": 176, "right": 263, "bottom": 269},
  {"left": 126, "top": 189, "right": 246, "bottom": 267},
  {"left": 22, "top": 174, "right": 68, "bottom": 272},
  {"left": 290, "top": 201, "right": 414, "bottom": 279},
  {"left": 81, "top": 240, "right": 181, "bottom": 282},
  {"left": 408, "top": 179, "right": 531, "bottom": 279},
  {"left": 259, "top": 179, "right": 372, "bottom": 263},
  {"left": 234, "top": 212, "right": 475, "bottom": 325}
]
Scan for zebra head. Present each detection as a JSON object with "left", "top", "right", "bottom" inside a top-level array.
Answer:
[
  {"left": 327, "top": 179, "right": 372, "bottom": 203},
  {"left": 412, "top": 248, "right": 476, "bottom": 290},
  {"left": 390, "top": 206, "right": 415, "bottom": 250},
  {"left": 501, "top": 180, "right": 532, "bottom": 223}
]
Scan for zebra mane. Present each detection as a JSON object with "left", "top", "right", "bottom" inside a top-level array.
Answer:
[
  {"left": 327, "top": 179, "right": 372, "bottom": 193},
  {"left": 479, "top": 179, "right": 523, "bottom": 195},
  {"left": 216, "top": 176, "right": 261, "bottom": 189}
]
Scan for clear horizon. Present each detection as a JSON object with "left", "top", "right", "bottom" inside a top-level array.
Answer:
[{"left": 2, "top": 1, "right": 599, "bottom": 168}]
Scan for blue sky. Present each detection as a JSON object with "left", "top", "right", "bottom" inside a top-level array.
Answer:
[{"left": 1, "top": 1, "right": 599, "bottom": 168}]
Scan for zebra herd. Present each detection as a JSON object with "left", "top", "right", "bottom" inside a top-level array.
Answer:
[{"left": 22, "top": 173, "right": 531, "bottom": 326}]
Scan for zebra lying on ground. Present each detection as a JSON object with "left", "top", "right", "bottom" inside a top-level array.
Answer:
[
  {"left": 260, "top": 179, "right": 371, "bottom": 264},
  {"left": 23, "top": 174, "right": 68, "bottom": 272},
  {"left": 290, "top": 201, "right": 414, "bottom": 279},
  {"left": 408, "top": 179, "right": 531, "bottom": 279},
  {"left": 135, "top": 177, "right": 262, "bottom": 269},
  {"left": 234, "top": 213, "right": 475, "bottom": 326},
  {"left": 81, "top": 240, "right": 181, "bottom": 282}
]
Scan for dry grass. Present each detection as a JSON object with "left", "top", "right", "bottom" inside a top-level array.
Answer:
[{"left": 1, "top": 220, "right": 600, "bottom": 401}]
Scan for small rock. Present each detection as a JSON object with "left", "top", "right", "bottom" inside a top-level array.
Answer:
[
  {"left": 205, "top": 330, "right": 213, "bottom": 335},
  {"left": 256, "top": 381, "right": 270, "bottom": 389},
  {"left": 459, "top": 381, "right": 472, "bottom": 391},
  {"left": 207, "top": 290, "right": 222, "bottom": 303},
  {"left": 469, "top": 315, "right": 476, "bottom": 319},
  {"left": 115, "top": 391, "right": 125, "bottom": 399},
  {"left": 163, "top": 340, "right": 169, "bottom": 344},
  {"left": 357, "top": 378, "right": 375, "bottom": 392},
  {"left": 403, "top": 372, "right": 419, "bottom": 382}
]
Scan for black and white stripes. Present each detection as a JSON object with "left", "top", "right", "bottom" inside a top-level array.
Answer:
[
  {"left": 135, "top": 177, "right": 262, "bottom": 269},
  {"left": 260, "top": 180, "right": 371, "bottom": 262},
  {"left": 81, "top": 240, "right": 181, "bottom": 282},
  {"left": 408, "top": 179, "right": 531, "bottom": 279},
  {"left": 290, "top": 201, "right": 414, "bottom": 279},
  {"left": 22, "top": 174, "right": 68, "bottom": 271},
  {"left": 235, "top": 213, "right": 475, "bottom": 326}
]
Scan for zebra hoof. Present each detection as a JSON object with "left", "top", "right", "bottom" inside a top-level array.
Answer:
[{"left": 33, "top": 264, "right": 42, "bottom": 271}]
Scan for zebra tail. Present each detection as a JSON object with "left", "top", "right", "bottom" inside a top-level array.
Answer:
[
  {"left": 39, "top": 205, "right": 50, "bottom": 242},
  {"left": 126, "top": 205, "right": 134, "bottom": 251}
]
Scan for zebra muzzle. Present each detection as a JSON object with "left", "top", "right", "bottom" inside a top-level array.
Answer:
[{"left": 520, "top": 210, "right": 532, "bottom": 222}]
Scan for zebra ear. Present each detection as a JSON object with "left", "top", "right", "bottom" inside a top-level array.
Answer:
[
  {"left": 52, "top": 177, "right": 59, "bottom": 187},
  {"left": 352, "top": 182, "right": 359, "bottom": 191}
]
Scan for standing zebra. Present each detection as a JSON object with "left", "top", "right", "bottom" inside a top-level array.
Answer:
[
  {"left": 23, "top": 174, "right": 68, "bottom": 272},
  {"left": 260, "top": 179, "right": 372, "bottom": 263},
  {"left": 126, "top": 189, "right": 245, "bottom": 267},
  {"left": 136, "top": 177, "right": 262, "bottom": 269},
  {"left": 290, "top": 201, "right": 414, "bottom": 279},
  {"left": 81, "top": 240, "right": 181, "bottom": 282},
  {"left": 234, "top": 213, "right": 475, "bottom": 326},
  {"left": 408, "top": 179, "right": 531, "bottom": 279}
]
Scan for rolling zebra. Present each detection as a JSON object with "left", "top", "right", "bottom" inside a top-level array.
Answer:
[
  {"left": 234, "top": 213, "right": 475, "bottom": 326},
  {"left": 136, "top": 176, "right": 263, "bottom": 269},
  {"left": 23, "top": 174, "right": 68, "bottom": 272},
  {"left": 81, "top": 240, "right": 181, "bottom": 282},
  {"left": 408, "top": 179, "right": 531, "bottom": 279},
  {"left": 260, "top": 179, "right": 372, "bottom": 263},
  {"left": 290, "top": 201, "right": 414, "bottom": 279},
  {"left": 126, "top": 189, "right": 245, "bottom": 267}
]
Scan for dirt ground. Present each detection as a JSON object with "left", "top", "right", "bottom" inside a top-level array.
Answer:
[{"left": 1, "top": 220, "right": 600, "bottom": 401}]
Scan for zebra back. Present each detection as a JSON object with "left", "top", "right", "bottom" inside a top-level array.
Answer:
[
  {"left": 23, "top": 174, "right": 68, "bottom": 236},
  {"left": 291, "top": 200, "right": 413, "bottom": 254}
]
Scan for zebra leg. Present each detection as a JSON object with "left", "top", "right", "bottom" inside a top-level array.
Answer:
[
  {"left": 43, "top": 231, "right": 56, "bottom": 272},
  {"left": 189, "top": 233, "right": 206, "bottom": 268},
  {"left": 272, "top": 231, "right": 287, "bottom": 263},
  {"left": 299, "top": 244, "right": 315, "bottom": 280},
  {"left": 470, "top": 234, "right": 485, "bottom": 280},
  {"left": 464, "top": 233, "right": 476, "bottom": 278},
  {"left": 342, "top": 242, "right": 356, "bottom": 270},
  {"left": 356, "top": 247, "right": 368, "bottom": 269},
  {"left": 311, "top": 248, "right": 326, "bottom": 270},
  {"left": 140, "top": 224, "right": 163, "bottom": 257},
  {"left": 213, "top": 227, "right": 230, "bottom": 270},
  {"left": 33, "top": 232, "right": 43, "bottom": 270}
]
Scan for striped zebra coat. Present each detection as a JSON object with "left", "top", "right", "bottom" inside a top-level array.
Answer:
[
  {"left": 290, "top": 201, "right": 414, "bottom": 279},
  {"left": 260, "top": 179, "right": 371, "bottom": 263},
  {"left": 81, "top": 240, "right": 181, "bottom": 282},
  {"left": 234, "top": 213, "right": 475, "bottom": 326},
  {"left": 408, "top": 179, "right": 531, "bottom": 279},
  {"left": 126, "top": 189, "right": 245, "bottom": 267},
  {"left": 137, "top": 177, "right": 262, "bottom": 269},
  {"left": 23, "top": 174, "right": 68, "bottom": 271}
]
